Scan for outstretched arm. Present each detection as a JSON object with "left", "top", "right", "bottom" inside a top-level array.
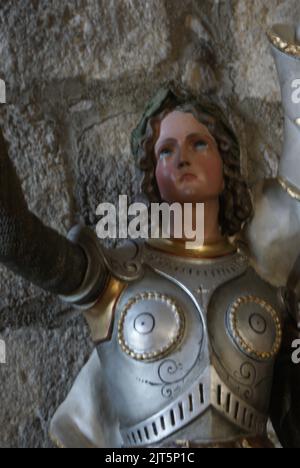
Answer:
[
  {"left": 0, "top": 128, "right": 106, "bottom": 304},
  {"left": 246, "top": 24, "right": 300, "bottom": 286}
]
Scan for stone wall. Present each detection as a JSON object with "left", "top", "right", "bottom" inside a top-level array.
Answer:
[{"left": 0, "top": 0, "right": 298, "bottom": 448}]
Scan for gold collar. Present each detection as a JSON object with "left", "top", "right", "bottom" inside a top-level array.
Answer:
[{"left": 146, "top": 238, "right": 236, "bottom": 259}]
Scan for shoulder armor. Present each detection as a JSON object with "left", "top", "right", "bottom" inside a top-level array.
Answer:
[
  {"left": 83, "top": 240, "right": 145, "bottom": 343},
  {"left": 100, "top": 240, "right": 145, "bottom": 282}
]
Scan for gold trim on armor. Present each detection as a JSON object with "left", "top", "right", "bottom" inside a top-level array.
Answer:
[
  {"left": 49, "top": 432, "right": 65, "bottom": 449},
  {"left": 84, "top": 276, "right": 127, "bottom": 343},
  {"left": 277, "top": 176, "right": 300, "bottom": 202},
  {"left": 146, "top": 237, "right": 236, "bottom": 259},
  {"left": 118, "top": 292, "right": 185, "bottom": 362},
  {"left": 229, "top": 295, "right": 282, "bottom": 361}
]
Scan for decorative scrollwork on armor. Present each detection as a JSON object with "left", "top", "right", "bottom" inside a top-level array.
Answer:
[
  {"left": 101, "top": 241, "right": 145, "bottom": 282},
  {"left": 136, "top": 375, "right": 180, "bottom": 399},
  {"left": 227, "top": 295, "right": 282, "bottom": 361},
  {"left": 118, "top": 292, "right": 185, "bottom": 362},
  {"left": 213, "top": 350, "right": 256, "bottom": 401},
  {"left": 136, "top": 348, "right": 204, "bottom": 399},
  {"left": 233, "top": 362, "right": 257, "bottom": 400},
  {"left": 158, "top": 359, "right": 184, "bottom": 383}
]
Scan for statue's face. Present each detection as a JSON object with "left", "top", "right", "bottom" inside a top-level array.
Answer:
[{"left": 154, "top": 111, "right": 224, "bottom": 203}]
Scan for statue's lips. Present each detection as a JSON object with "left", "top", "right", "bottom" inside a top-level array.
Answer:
[{"left": 179, "top": 173, "right": 198, "bottom": 183}]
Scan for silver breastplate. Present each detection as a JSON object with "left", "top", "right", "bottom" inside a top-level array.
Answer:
[{"left": 97, "top": 243, "right": 283, "bottom": 447}]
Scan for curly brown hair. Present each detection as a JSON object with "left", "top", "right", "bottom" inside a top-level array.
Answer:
[{"left": 131, "top": 85, "right": 253, "bottom": 236}]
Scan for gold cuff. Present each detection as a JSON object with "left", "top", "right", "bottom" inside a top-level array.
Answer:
[{"left": 268, "top": 30, "right": 300, "bottom": 57}]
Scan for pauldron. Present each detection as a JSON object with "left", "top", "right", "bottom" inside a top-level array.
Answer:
[{"left": 59, "top": 226, "right": 144, "bottom": 310}]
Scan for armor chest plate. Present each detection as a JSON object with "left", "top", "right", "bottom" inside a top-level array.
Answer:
[{"left": 97, "top": 245, "right": 283, "bottom": 447}]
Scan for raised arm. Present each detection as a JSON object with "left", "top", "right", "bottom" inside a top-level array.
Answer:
[
  {"left": 0, "top": 129, "right": 107, "bottom": 307},
  {"left": 246, "top": 24, "right": 300, "bottom": 286}
]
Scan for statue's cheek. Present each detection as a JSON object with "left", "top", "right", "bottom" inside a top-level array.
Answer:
[
  {"left": 195, "top": 156, "right": 224, "bottom": 191},
  {"left": 155, "top": 161, "right": 176, "bottom": 193}
]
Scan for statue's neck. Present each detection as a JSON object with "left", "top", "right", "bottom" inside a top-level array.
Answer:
[{"left": 169, "top": 198, "right": 224, "bottom": 245}]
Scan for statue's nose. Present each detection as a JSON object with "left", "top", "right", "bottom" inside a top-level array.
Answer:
[
  {"left": 177, "top": 146, "right": 192, "bottom": 169},
  {"left": 178, "top": 160, "right": 190, "bottom": 169}
]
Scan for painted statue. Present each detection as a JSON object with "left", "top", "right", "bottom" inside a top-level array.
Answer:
[{"left": 0, "top": 24, "right": 300, "bottom": 448}]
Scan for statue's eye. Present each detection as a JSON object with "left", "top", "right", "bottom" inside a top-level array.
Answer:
[
  {"left": 159, "top": 148, "right": 173, "bottom": 159},
  {"left": 194, "top": 140, "right": 208, "bottom": 151}
]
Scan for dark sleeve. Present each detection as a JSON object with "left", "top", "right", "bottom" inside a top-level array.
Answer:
[
  {"left": 0, "top": 128, "right": 88, "bottom": 296},
  {"left": 270, "top": 309, "right": 300, "bottom": 447}
]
